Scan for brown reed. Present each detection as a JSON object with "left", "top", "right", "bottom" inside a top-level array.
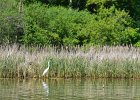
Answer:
[{"left": 0, "top": 44, "right": 140, "bottom": 78}]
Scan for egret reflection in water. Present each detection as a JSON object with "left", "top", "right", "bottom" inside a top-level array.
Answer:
[{"left": 42, "top": 81, "right": 49, "bottom": 96}]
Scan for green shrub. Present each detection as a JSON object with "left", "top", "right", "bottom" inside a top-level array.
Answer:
[
  {"left": 0, "top": 0, "right": 20, "bottom": 44},
  {"left": 134, "top": 41, "right": 140, "bottom": 47},
  {"left": 23, "top": 4, "right": 93, "bottom": 46},
  {"left": 87, "top": 6, "right": 139, "bottom": 45},
  {"left": 23, "top": 3, "right": 139, "bottom": 46}
]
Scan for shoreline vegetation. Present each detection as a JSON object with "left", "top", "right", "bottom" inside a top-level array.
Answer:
[
  {"left": 0, "top": 45, "right": 140, "bottom": 79},
  {"left": 1, "top": 0, "right": 140, "bottom": 79}
]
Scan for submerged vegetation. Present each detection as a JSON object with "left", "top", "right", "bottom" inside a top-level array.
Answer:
[{"left": 0, "top": 45, "right": 140, "bottom": 79}]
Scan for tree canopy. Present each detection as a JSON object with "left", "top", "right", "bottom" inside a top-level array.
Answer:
[{"left": 0, "top": 0, "right": 140, "bottom": 47}]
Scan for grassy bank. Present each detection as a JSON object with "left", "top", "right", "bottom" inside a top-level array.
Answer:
[{"left": 0, "top": 45, "right": 140, "bottom": 79}]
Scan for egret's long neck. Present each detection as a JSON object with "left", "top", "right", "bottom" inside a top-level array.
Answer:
[{"left": 48, "top": 60, "right": 50, "bottom": 68}]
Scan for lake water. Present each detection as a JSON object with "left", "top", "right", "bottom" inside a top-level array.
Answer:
[{"left": 0, "top": 78, "right": 140, "bottom": 100}]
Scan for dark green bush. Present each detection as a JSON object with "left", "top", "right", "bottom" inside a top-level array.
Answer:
[
  {"left": 23, "top": 4, "right": 93, "bottom": 46},
  {"left": 22, "top": 3, "right": 139, "bottom": 46},
  {"left": 0, "top": 1, "right": 140, "bottom": 46},
  {"left": 0, "top": 0, "right": 21, "bottom": 44},
  {"left": 88, "top": 6, "right": 139, "bottom": 45}
]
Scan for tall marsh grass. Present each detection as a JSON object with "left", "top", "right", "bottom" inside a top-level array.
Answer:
[{"left": 0, "top": 45, "right": 140, "bottom": 78}]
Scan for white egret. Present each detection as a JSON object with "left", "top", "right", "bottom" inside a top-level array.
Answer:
[{"left": 42, "top": 60, "right": 51, "bottom": 76}]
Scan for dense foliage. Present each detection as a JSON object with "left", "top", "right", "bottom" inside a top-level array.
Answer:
[{"left": 0, "top": 0, "right": 140, "bottom": 46}]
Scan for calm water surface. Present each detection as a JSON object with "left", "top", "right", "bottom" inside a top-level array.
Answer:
[{"left": 0, "top": 78, "right": 140, "bottom": 100}]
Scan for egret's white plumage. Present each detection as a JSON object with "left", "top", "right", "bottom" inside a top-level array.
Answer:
[{"left": 42, "top": 60, "right": 50, "bottom": 76}]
